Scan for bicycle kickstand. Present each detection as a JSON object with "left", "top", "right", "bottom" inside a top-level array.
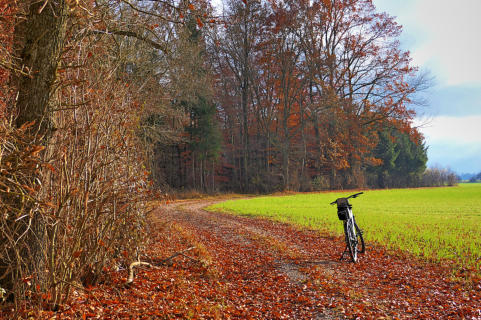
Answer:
[{"left": 339, "top": 245, "right": 349, "bottom": 261}]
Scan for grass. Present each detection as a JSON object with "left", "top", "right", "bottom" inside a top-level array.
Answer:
[{"left": 207, "top": 183, "right": 481, "bottom": 270}]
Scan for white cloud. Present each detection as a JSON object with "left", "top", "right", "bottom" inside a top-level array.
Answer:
[
  {"left": 415, "top": 115, "right": 481, "bottom": 143},
  {"left": 414, "top": 115, "right": 481, "bottom": 172},
  {"left": 375, "top": 0, "right": 481, "bottom": 86},
  {"left": 411, "top": 0, "right": 481, "bottom": 86}
]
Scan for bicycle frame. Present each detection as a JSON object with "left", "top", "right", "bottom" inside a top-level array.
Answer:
[{"left": 330, "top": 192, "right": 365, "bottom": 262}]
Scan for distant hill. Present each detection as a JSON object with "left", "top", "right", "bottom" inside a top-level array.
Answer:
[
  {"left": 459, "top": 172, "right": 481, "bottom": 182},
  {"left": 459, "top": 173, "right": 475, "bottom": 181}
]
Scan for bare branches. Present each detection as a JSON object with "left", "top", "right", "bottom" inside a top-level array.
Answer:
[
  {"left": 89, "top": 29, "right": 168, "bottom": 53},
  {"left": 120, "top": 0, "right": 181, "bottom": 24},
  {"left": 159, "top": 246, "right": 197, "bottom": 264},
  {"left": 124, "top": 246, "right": 197, "bottom": 286}
]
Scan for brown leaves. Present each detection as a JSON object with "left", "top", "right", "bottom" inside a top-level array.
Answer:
[
  {"left": 5, "top": 199, "right": 480, "bottom": 319},
  {"left": 72, "top": 250, "right": 83, "bottom": 258},
  {"left": 29, "top": 145, "right": 45, "bottom": 157}
]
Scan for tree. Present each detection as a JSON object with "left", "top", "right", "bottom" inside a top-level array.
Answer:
[
  {"left": 203, "top": 0, "right": 429, "bottom": 192},
  {"left": 368, "top": 130, "right": 399, "bottom": 188},
  {"left": 185, "top": 96, "right": 222, "bottom": 191},
  {"left": 263, "top": 0, "right": 305, "bottom": 190},
  {"left": 0, "top": 0, "right": 16, "bottom": 116},
  {"left": 468, "top": 172, "right": 481, "bottom": 183},
  {"left": 391, "top": 130, "right": 428, "bottom": 187},
  {"left": 211, "top": 0, "right": 265, "bottom": 191},
  {"left": 0, "top": 0, "right": 196, "bottom": 307},
  {"left": 422, "top": 167, "right": 459, "bottom": 187},
  {"left": 368, "top": 127, "right": 427, "bottom": 188},
  {"left": 0, "top": 0, "right": 69, "bottom": 302}
]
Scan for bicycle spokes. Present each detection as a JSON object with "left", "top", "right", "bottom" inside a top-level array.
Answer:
[{"left": 340, "top": 219, "right": 360, "bottom": 262}]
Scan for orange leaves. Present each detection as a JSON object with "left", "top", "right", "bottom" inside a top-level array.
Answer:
[
  {"left": 72, "top": 250, "right": 83, "bottom": 258},
  {"left": 29, "top": 145, "right": 45, "bottom": 157},
  {"left": 181, "top": 3, "right": 204, "bottom": 28},
  {"left": 10, "top": 200, "right": 480, "bottom": 319}
]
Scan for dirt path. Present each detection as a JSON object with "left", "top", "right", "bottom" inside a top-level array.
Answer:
[
  {"left": 27, "top": 197, "right": 480, "bottom": 319},
  {"left": 150, "top": 199, "right": 480, "bottom": 319},
  {"left": 158, "top": 200, "right": 338, "bottom": 319}
]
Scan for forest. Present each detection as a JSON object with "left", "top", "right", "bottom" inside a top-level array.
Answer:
[
  {"left": 154, "top": 0, "right": 432, "bottom": 193},
  {"left": 0, "top": 0, "right": 447, "bottom": 312}
]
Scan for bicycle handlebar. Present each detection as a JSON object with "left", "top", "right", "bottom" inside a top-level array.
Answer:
[
  {"left": 330, "top": 192, "right": 364, "bottom": 205},
  {"left": 347, "top": 192, "right": 364, "bottom": 199}
]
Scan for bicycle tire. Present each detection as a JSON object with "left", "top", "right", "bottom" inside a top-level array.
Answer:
[
  {"left": 344, "top": 219, "right": 358, "bottom": 262},
  {"left": 354, "top": 221, "right": 365, "bottom": 254}
]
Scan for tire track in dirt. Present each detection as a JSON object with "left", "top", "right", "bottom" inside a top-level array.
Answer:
[
  {"left": 158, "top": 198, "right": 481, "bottom": 319},
  {"left": 161, "top": 199, "right": 340, "bottom": 319}
]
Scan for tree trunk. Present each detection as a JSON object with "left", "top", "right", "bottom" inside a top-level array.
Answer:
[
  {"left": 241, "top": 55, "right": 249, "bottom": 191},
  {"left": 2, "top": 0, "right": 68, "bottom": 302},
  {"left": 240, "top": 7, "right": 250, "bottom": 192},
  {"left": 14, "top": 0, "right": 69, "bottom": 134}
]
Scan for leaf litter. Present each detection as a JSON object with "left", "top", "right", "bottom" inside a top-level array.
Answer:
[{"left": 5, "top": 199, "right": 479, "bottom": 319}]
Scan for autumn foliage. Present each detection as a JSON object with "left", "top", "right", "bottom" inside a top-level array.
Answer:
[
  {"left": 154, "top": 0, "right": 429, "bottom": 193},
  {"left": 0, "top": 0, "right": 150, "bottom": 310},
  {"left": 0, "top": 0, "right": 446, "bottom": 316}
]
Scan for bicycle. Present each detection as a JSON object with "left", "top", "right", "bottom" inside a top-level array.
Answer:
[{"left": 330, "top": 192, "right": 365, "bottom": 262}]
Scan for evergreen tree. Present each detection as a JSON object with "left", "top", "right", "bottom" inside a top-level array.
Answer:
[
  {"left": 186, "top": 97, "right": 221, "bottom": 160},
  {"left": 392, "top": 132, "right": 428, "bottom": 187},
  {"left": 369, "top": 128, "right": 427, "bottom": 188},
  {"left": 151, "top": 13, "right": 221, "bottom": 192},
  {"left": 369, "top": 130, "right": 399, "bottom": 188}
]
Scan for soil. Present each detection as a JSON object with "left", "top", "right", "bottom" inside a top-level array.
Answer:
[{"left": 11, "top": 198, "right": 480, "bottom": 319}]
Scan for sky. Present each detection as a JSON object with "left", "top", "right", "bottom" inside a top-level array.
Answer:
[{"left": 373, "top": 0, "right": 481, "bottom": 174}]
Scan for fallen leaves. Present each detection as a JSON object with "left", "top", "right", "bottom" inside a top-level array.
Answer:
[{"left": 3, "top": 198, "right": 479, "bottom": 319}]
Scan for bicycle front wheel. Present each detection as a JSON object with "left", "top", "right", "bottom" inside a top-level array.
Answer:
[{"left": 344, "top": 219, "right": 358, "bottom": 262}]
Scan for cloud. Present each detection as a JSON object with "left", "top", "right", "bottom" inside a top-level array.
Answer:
[
  {"left": 411, "top": 0, "right": 481, "bottom": 86},
  {"left": 415, "top": 115, "right": 481, "bottom": 143},
  {"left": 414, "top": 115, "right": 481, "bottom": 172},
  {"left": 375, "top": 0, "right": 481, "bottom": 87},
  {"left": 414, "top": 85, "right": 481, "bottom": 117},
  {"left": 426, "top": 141, "right": 481, "bottom": 173}
]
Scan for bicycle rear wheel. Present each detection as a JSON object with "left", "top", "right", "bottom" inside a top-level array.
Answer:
[{"left": 354, "top": 221, "right": 365, "bottom": 254}]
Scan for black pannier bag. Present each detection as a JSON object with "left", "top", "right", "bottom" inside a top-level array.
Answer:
[{"left": 336, "top": 198, "right": 351, "bottom": 220}]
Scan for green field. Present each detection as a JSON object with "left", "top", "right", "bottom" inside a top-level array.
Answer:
[{"left": 208, "top": 184, "right": 481, "bottom": 270}]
